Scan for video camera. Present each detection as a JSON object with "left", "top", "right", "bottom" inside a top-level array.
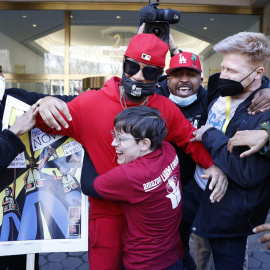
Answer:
[{"left": 139, "top": 0, "right": 181, "bottom": 44}]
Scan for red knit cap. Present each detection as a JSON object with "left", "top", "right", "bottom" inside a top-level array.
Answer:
[
  {"left": 125, "top": 34, "right": 168, "bottom": 68},
  {"left": 166, "top": 52, "right": 202, "bottom": 75}
]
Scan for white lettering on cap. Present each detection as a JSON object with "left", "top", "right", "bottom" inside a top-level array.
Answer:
[
  {"left": 179, "top": 54, "right": 187, "bottom": 64},
  {"left": 141, "top": 53, "right": 151, "bottom": 61}
]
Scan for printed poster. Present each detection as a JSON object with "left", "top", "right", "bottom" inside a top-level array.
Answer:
[{"left": 0, "top": 96, "right": 88, "bottom": 255}]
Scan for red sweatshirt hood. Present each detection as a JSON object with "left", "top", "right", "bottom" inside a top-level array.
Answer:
[{"left": 101, "top": 76, "right": 122, "bottom": 102}]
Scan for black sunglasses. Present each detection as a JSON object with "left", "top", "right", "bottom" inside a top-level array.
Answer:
[{"left": 124, "top": 59, "right": 162, "bottom": 81}]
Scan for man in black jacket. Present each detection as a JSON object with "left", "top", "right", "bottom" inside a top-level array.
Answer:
[
  {"left": 191, "top": 31, "right": 270, "bottom": 270},
  {"left": 157, "top": 52, "right": 209, "bottom": 187},
  {"left": 157, "top": 52, "right": 213, "bottom": 270}
]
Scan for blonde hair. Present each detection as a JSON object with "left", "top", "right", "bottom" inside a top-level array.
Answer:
[{"left": 214, "top": 32, "right": 270, "bottom": 68}]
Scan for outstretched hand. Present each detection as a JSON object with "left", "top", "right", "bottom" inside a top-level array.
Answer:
[
  {"left": 37, "top": 96, "right": 72, "bottom": 131},
  {"left": 253, "top": 223, "right": 270, "bottom": 250},
  {"left": 202, "top": 164, "right": 228, "bottom": 203},
  {"left": 227, "top": 130, "right": 268, "bottom": 158},
  {"left": 190, "top": 125, "right": 211, "bottom": 142},
  {"left": 248, "top": 88, "right": 270, "bottom": 115}
]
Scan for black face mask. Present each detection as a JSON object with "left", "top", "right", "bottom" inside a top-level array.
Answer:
[
  {"left": 218, "top": 68, "right": 257, "bottom": 97},
  {"left": 121, "top": 73, "right": 157, "bottom": 98}
]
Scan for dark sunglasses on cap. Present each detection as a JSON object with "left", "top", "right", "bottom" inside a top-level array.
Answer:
[{"left": 124, "top": 59, "right": 162, "bottom": 81}]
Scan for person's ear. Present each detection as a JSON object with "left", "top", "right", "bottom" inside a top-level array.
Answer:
[
  {"left": 140, "top": 138, "right": 151, "bottom": 152},
  {"left": 255, "top": 67, "right": 264, "bottom": 80},
  {"left": 200, "top": 77, "right": 203, "bottom": 85}
]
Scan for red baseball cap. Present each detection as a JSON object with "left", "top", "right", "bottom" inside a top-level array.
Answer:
[
  {"left": 166, "top": 52, "right": 202, "bottom": 75},
  {"left": 125, "top": 34, "right": 168, "bottom": 68}
]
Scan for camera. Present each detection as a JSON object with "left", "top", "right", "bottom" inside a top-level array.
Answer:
[{"left": 139, "top": 0, "right": 181, "bottom": 44}]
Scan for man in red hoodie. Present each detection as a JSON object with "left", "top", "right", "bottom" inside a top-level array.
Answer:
[{"left": 35, "top": 33, "right": 227, "bottom": 270}]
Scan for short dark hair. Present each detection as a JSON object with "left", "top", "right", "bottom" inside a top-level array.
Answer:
[
  {"left": 114, "top": 106, "right": 167, "bottom": 151},
  {"left": 5, "top": 187, "right": 12, "bottom": 193}
]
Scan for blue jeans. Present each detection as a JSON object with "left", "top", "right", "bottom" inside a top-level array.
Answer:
[
  {"left": 0, "top": 212, "right": 21, "bottom": 241},
  {"left": 179, "top": 178, "right": 204, "bottom": 270},
  {"left": 182, "top": 244, "right": 197, "bottom": 270},
  {"left": 164, "top": 257, "right": 184, "bottom": 270},
  {"left": 18, "top": 190, "right": 69, "bottom": 240},
  {"left": 209, "top": 236, "right": 247, "bottom": 270}
]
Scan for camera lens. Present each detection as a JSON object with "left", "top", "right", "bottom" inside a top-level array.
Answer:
[
  {"left": 152, "top": 27, "right": 162, "bottom": 37},
  {"left": 144, "top": 21, "right": 170, "bottom": 44},
  {"left": 149, "top": 24, "right": 166, "bottom": 40}
]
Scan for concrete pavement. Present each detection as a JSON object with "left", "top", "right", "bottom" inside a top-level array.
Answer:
[{"left": 38, "top": 213, "right": 270, "bottom": 269}]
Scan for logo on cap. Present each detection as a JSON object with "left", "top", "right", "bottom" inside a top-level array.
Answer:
[
  {"left": 191, "top": 54, "right": 197, "bottom": 67},
  {"left": 141, "top": 53, "right": 151, "bottom": 61},
  {"left": 179, "top": 54, "right": 187, "bottom": 64}
]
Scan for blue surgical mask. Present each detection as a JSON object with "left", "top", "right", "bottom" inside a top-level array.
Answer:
[{"left": 169, "top": 93, "right": 197, "bottom": 107}]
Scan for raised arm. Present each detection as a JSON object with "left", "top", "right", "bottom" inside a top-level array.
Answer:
[
  {"left": 70, "top": 164, "right": 78, "bottom": 176},
  {"left": 12, "top": 179, "right": 16, "bottom": 198},
  {"left": 199, "top": 126, "right": 270, "bottom": 188}
]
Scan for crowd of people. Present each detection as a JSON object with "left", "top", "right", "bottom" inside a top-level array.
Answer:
[{"left": 1, "top": 27, "right": 270, "bottom": 270}]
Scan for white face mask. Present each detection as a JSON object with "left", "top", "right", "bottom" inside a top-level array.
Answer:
[
  {"left": 169, "top": 92, "right": 197, "bottom": 107},
  {"left": 0, "top": 76, "right": 5, "bottom": 101}
]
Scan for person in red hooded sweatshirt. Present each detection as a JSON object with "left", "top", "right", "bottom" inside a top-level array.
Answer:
[{"left": 35, "top": 33, "right": 227, "bottom": 270}]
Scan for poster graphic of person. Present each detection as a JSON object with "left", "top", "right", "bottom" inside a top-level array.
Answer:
[
  {"left": 17, "top": 145, "right": 71, "bottom": 241},
  {"left": 0, "top": 179, "right": 21, "bottom": 241},
  {"left": 52, "top": 162, "right": 82, "bottom": 207}
]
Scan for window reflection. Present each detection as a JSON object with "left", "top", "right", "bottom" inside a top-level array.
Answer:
[{"left": 0, "top": 9, "right": 262, "bottom": 94}]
